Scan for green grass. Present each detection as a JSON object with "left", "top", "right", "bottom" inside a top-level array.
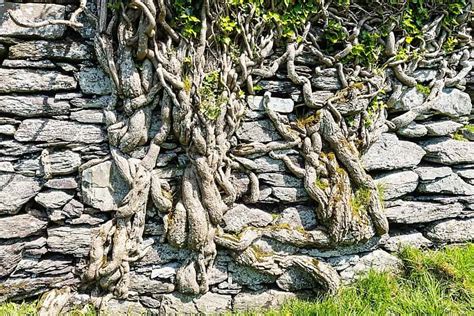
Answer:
[
  {"left": 1, "top": 245, "right": 473, "bottom": 316},
  {"left": 241, "top": 244, "right": 474, "bottom": 316}
]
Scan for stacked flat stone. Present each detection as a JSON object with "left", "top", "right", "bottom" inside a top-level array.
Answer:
[{"left": 0, "top": 2, "right": 473, "bottom": 314}]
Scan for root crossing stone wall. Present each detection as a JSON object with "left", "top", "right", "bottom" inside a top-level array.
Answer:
[{"left": 0, "top": 2, "right": 473, "bottom": 315}]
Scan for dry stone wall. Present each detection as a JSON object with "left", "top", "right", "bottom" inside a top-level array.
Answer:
[{"left": 0, "top": 2, "right": 474, "bottom": 314}]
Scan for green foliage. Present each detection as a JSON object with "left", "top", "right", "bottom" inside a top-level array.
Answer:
[
  {"left": 453, "top": 131, "right": 468, "bottom": 142},
  {"left": 416, "top": 83, "right": 431, "bottom": 96},
  {"left": 106, "top": 0, "right": 121, "bottom": 11},
  {"left": 173, "top": 0, "right": 200, "bottom": 38},
  {"left": 364, "top": 95, "right": 386, "bottom": 128},
  {"left": 236, "top": 244, "right": 474, "bottom": 315},
  {"left": 443, "top": 37, "right": 459, "bottom": 53},
  {"left": 315, "top": 178, "right": 329, "bottom": 190},
  {"left": 350, "top": 186, "right": 371, "bottom": 215},
  {"left": 322, "top": 19, "right": 347, "bottom": 44},
  {"left": 199, "top": 71, "right": 224, "bottom": 120},
  {"left": 345, "top": 31, "right": 383, "bottom": 68},
  {"left": 463, "top": 124, "right": 474, "bottom": 133},
  {"left": 261, "top": 1, "right": 319, "bottom": 38},
  {"left": 0, "top": 301, "right": 37, "bottom": 316}
]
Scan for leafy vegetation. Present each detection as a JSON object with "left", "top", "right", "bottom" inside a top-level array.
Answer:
[{"left": 199, "top": 71, "right": 224, "bottom": 120}]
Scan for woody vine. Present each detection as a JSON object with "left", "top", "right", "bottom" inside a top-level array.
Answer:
[{"left": 10, "top": 0, "right": 473, "bottom": 300}]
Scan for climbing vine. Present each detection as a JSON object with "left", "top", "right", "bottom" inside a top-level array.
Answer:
[{"left": 9, "top": 0, "right": 472, "bottom": 307}]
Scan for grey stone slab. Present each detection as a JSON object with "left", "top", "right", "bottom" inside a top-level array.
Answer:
[
  {"left": 47, "top": 225, "right": 99, "bottom": 257},
  {"left": 0, "top": 214, "right": 47, "bottom": 239},
  {"left": 0, "top": 173, "right": 42, "bottom": 215},
  {"left": 223, "top": 204, "right": 273, "bottom": 233},
  {"left": 233, "top": 290, "right": 298, "bottom": 311},
  {"left": 423, "top": 120, "right": 463, "bottom": 136},
  {"left": 374, "top": 170, "right": 418, "bottom": 200},
  {"left": 415, "top": 166, "right": 452, "bottom": 181},
  {"left": 35, "top": 190, "right": 74, "bottom": 209},
  {"left": 193, "top": 292, "right": 232, "bottom": 314},
  {"left": 258, "top": 173, "right": 303, "bottom": 187},
  {"left": 418, "top": 173, "right": 474, "bottom": 195},
  {"left": 397, "top": 122, "right": 428, "bottom": 138},
  {"left": 236, "top": 120, "right": 282, "bottom": 143},
  {"left": 420, "top": 137, "right": 474, "bottom": 165},
  {"left": 248, "top": 95, "right": 294, "bottom": 113},
  {"left": 1, "top": 59, "right": 56, "bottom": 69},
  {"left": 70, "top": 110, "right": 105, "bottom": 124},
  {"left": 9, "top": 41, "right": 93, "bottom": 61},
  {"left": 385, "top": 201, "right": 464, "bottom": 224},
  {"left": 340, "top": 250, "right": 402, "bottom": 283},
  {"left": 0, "top": 3, "right": 66, "bottom": 39},
  {"left": 0, "top": 243, "right": 24, "bottom": 278},
  {"left": 0, "top": 96, "right": 70, "bottom": 117},
  {"left": 15, "top": 119, "right": 106, "bottom": 143},
  {"left": 0, "top": 125, "right": 16, "bottom": 135},
  {"left": 430, "top": 88, "right": 472, "bottom": 118},
  {"left": 425, "top": 218, "right": 474, "bottom": 243},
  {"left": 81, "top": 161, "right": 129, "bottom": 211},
  {"left": 383, "top": 230, "right": 433, "bottom": 252},
  {"left": 362, "top": 133, "right": 425, "bottom": 171},
  {"left": 0, "top": 69, "right": 77, "bottom": 93}
]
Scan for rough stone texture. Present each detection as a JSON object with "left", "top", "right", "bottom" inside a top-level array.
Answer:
[
  {"left": 0, "top": 69, "right": 77, "bottom": 93},
  {"left": 76, "top": 67, "right": 112, "bottom": 95},
  {"left": 362, "top": 133, "right": 425, "bottom": 171},
  {"left": 47, "top": 225, "right": 98, "bottom": 257},
  {"left": 311, "top": 68, "right": 342, "bottom": 90},
  {"left": 0, "top": 243, "right": 24, "bottom": 278},
  {"left": 129, "top": 273, "right": 175, "bottom": 294},
  {"left": 425, "top": 218, "right": 474, "bottom": 243},
  {"left": 248, "top": 95, "right": 294, "bottom": 113},
  {"left": 384, "top": 230, "right": 433, "bottom": 252},
  {"left": 397, "top": 122, "right": 428, "bottom": 138},
  {"left": 374, "top": 170, "right": 419, "bottom": 200},
  {"left": 81, "top": 161, "right": 129, "bottom": 211},
  {"left": 0, "top": 3, "right": 66, "bottom": 39},
  {"left": 393, "top": 87, "right": 425, "bottom": 112},
  {"left": 385, "top": 201, "right": 464, "bottom": 224},
  {"left": 15, "top": 119, "right": 106, "bottom": 143},
  {"left": 9, "top": 41, "right": 92, "bottom": 61},
  {"left": 275, "top": 205, "right": 317, "bottom": 230},
  {"left": 430, "top": 88, "right": 472, "bottom": 118},
  {"left": 0, "top": 214, "right": 47, "bottom": 239},
  {"left": 340, "top": 250, "right": 402, "bottom": 283},
  {"left": 223, "top": 204, "right": 273, "bottom": 233},
  {"left": 0, "top": 13, "right": 473, "bottom": 312},
  {"left": 1, "top": 59, "right": 56, "bottom": 69},
  {"left": 236, "top": 120, "right": 282, "bottom": 142},
  {"left": 423, "top": 120, "right": 463, "bottom": 136},
  {"left": 70, "top": 110, "right": 105, "bottom": 124},
  {"left": 193, "top": 292, "right": 232, "bottom": 314},
  {"left": 420, "top": 138, "right": 474, "bottom": 165},
  {"left": 233, "top": 290, "right": 298, "bottom": 311},
  {"left": 276, "top": 267, "right": 315, "bottom": 291},
  {"left": 417, "top": 173, "right": 474, "bottom": 195},
  {"left": 35, "top": 190, "right": 74, "bottom": 209},
  {"left": 47, "top": 151, "right": 82, "bottom": 176},
  {"left": 102, "top": 299, "right": 147, "bottom": 316},
  {"left": 415, "top": 166, "right": 452, "bottom": 181},
  {"left": 0, "top": 95, "right": 70, "bottom": 117},
  {"left": 155, "top": 293, "right": 198, "bottom": 314},
  {"left": 0, "top": 173, "right": 42, "bottom": 215},
  {"left": 272, "top": 187, "right": 309, "bottom": 202},
  {"left": 258, "top": 173, "right": 303, "bottom": 187}
]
